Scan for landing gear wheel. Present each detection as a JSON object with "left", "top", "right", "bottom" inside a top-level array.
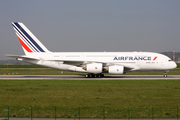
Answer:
[
  {"left": 101, "top": 74, "right": 104, "bottom": 77},
  {"left": 97, "top": 74, "right": 101, "bottom": 78},
  {"left": 85, "top": 73, "right": 104, "bottom": 78},
  {"left": 163, "top": 71, "right": 168, "bottom": 78},
  {"left": 89, "top": 74, "right": 93, "bottom": 78},
  {"left": 163, "top": 74, "right": 167, "bottom": 78},
  {"left": 85, "top": 74, "right": 89, "bottom": 78},
  {"left": 94, "top": 74, "right": 97, "bottom": 78},
  {"left": 85, "top": 74, "right": 93, "bottom": 78}
]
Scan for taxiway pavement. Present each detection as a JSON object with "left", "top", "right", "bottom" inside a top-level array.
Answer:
[{"left": 0, "top": 75, "right": 180, "bottom": 80}]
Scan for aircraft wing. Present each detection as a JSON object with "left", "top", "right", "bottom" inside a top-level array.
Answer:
[
  {"left": 6, "top": 54, "right": 135, "bottom": 72},
  {"left": 57, "top": 59, "right": 135, "bottom": 72}
]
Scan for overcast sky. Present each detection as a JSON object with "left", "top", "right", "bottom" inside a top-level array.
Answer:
[{"left": 1, "top": 0, "right": 180, "bottom": 60}]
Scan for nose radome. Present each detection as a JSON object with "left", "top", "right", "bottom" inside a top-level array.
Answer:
[
  {"left": 174, "top": 62, "right": 177, "bottom": 68},
  {"left": 172, "top": 62, "right": 177, "bottom": 69},
  {"left": 168, "top": 61, "right": 177, "bottom": 70}
]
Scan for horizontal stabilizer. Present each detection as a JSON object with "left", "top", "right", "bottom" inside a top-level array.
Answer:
[{"left": 6, "top": 54, "right": 39, "bottom": 60}]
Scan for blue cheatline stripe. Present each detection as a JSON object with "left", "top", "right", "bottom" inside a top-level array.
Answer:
[
  {"left": 14, "top": 22, "right": 45, "bottom": 52},
  {"left": 13, "top": 22, "right": 44, "bottom": 52},
  {"left": 12, "top": 23, "right": 38, "bottom": 52}
]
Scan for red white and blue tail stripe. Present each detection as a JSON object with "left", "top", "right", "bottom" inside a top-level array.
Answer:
[{"left": 12, "top": 22, "right": 50, "bottom": 54}]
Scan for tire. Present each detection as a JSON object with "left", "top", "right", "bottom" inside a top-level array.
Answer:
[
  {"left": 89, "top": 74, "right": 93, "bottom": 78},
  {"left": 85, "top": 74, "right": 89, "bottom": 78},
  {"left": 101, "top": 74, "right": 104, "bottom": 77},
  {"left": 94, "top": 74, "right": 97, "bottom": 78},
  {"left": 164, "top": 74, "right": 167, "bottom": 77},
  {"left": 98, "top": 74, "right": 101, "bottom": 78}
]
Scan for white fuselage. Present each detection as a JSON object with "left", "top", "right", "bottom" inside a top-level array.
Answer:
[{"left": 21, "top": 52, "right": 177, "bottom": 73}]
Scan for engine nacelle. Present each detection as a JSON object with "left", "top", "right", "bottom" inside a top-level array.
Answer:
[
  {"left": 108, "top": 66, "right": 124, "bottom": 74},
  {"left": 86, "top": 63, "right": 103, "bottom": 73}
]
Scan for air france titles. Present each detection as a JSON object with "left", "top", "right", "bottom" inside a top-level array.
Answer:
[{"left": 113, "top": 56, "right": 151, "bottom": 61}]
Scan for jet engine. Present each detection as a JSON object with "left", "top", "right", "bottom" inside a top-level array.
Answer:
[
  {"left": 108, "top": 66, "right": 124, "bottom": 74},
  {"left": 84, "top": 63, "right": 103, "bottom": 73}
]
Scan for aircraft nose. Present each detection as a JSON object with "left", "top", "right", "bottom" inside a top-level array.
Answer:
[{"left": 171, "top": 61, "right": 177, "bottom": 69}]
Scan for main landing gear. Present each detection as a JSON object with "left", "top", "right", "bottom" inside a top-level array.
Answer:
[
  {"left": 85, "top": 73, "right": 104, "bottom": 78},
  {"left": 163, "top": 70, "right": 168, "bottom": 78}
]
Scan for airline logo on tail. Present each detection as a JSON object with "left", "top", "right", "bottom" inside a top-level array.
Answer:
[{"left": 12, "top": 22, "right": 45, "bottom": 53}]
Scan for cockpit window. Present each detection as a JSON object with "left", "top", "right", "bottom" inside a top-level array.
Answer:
[{"left": 168, "top": 59, "right": 172, "bottom": 62}]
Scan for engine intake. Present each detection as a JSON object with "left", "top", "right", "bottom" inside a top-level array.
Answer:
[
  {"left": 108, "top": 66, "right": 124, "bottom": 74},
  {"left": 85, "top": 63, "right": 103, "bottom": 73}
]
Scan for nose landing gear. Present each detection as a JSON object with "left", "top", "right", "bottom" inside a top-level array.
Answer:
[{"left": 163, "top": 71, "right": 169, "bottom": 77}]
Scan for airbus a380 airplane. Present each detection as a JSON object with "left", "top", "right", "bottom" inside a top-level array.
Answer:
[{"left": 6, "top": 22, "right": 177, "bottom": 78}]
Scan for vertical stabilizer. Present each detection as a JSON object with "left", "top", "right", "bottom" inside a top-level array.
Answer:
[{"left": 12, "top": 22, "right": 50, "bottom": 55}]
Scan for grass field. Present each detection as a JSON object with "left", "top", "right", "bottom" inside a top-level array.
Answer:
[
  {"left": 0, "top": 80, "right": 180, "bottom": 118},
  {"left": 0, "top": 64, "right": 179, "bottom": 118}
]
